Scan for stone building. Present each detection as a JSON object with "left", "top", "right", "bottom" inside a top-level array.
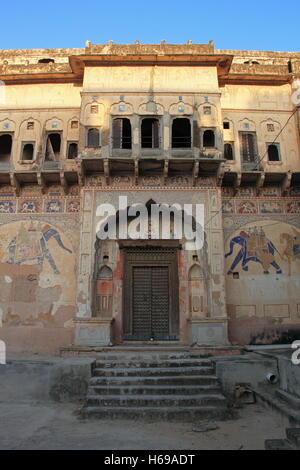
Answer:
[{"left": 0, "top": 41, "right": 299, "bottom": 355}]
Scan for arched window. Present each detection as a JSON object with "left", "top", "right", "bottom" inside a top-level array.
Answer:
[
  {"left": 67, "top": 142, "right": 78, "bottom": 159},
  {"left": 45, "top": 133, "right": 61, "bottom": 161},
  {"left": 112, "top": 118, "right": 132, "bottom": 149},
  {"left": 21, "top": 143, "right": 34, "bottom": 161},
  {"left": 141, "top": 118, "right": 159, "bottom": 148},
  {"left": 172, "top": 118, "right": 191, "bottom": 148},
  {"left": 267, "top": 143, "right": 280, "bottom": 161},
  {"left": 203, "top": 130, "right": 215, "bottom": 147},
  {"left": 224, "top": 143, "right": 234, "bottom": 160},
  {"left": 0, "top": 134, "right": 12, "bottom": 162},
  {"left": 87, "top": 128, "right": 100, "bottom": 147}
]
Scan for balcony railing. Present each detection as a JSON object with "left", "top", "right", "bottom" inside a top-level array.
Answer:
[
  {"left": 41, "top": 160, "right": 63, "bottom": 170},
  {"left": 112, "top": 137, "right": 132, "bottom": 149},
  {"left": 241, "top": 155, "right": 263, "bottom": 171},
  {"left": 171, "top": 136, "right": 192, "bottom": 148},
  {"left": 141, "top": 136, "right": 161, "bottom": 149}
]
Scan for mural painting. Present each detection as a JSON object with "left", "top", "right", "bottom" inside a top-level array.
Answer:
[
  {"left": 280, "top": 229, "right": 300, "bottom": 275},
  {"left": 0, "top": 219, "right": 76, "bottom": 322},
  {"left": 225, "top": 221, "right": 300, "bottom": 276},
  {"left": 5, "top": 221, "right": 72, "bottom": 274},
  {"left": 0, "top": 219, "right": 77, "bottom": 353}
]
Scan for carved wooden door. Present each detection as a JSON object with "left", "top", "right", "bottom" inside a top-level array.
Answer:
[
  {"left": 123, "top": 246, "right": 179, "bottom": 341},
  {"left": 132, "top": 266, "right": 169, "bottom": 339}
]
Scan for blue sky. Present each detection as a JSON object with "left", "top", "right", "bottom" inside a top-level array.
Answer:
[{"left": 1, "top": 0, "right": 299, "bottom": 52}]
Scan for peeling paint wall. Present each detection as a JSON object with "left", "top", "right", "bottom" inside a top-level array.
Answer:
[
  {"left": 224, "top": 212, "right": 300, "bottom": 344},
  {"left": 0, "top": 216, "right": 79, "bottom": 354}
]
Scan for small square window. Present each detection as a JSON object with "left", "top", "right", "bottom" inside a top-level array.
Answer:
[
  {"left": 27, "top": 122, "right": 34, "bottom": 130},
  {"left": 244, "top": 123, "right": 250, "bottom": 129},
  {"left": 204, "top": 106, "right": 211, "bottom": 115},
  {"left": 267, "top": 123, "right": 274, "bottom": 132},
  {"left": 71, "top": 120, "right": 79, "bottom": 129},
  {"left": 51, "top": 121, "right": 58, "bottom": 128},
  {"left": 91, "top": 105, "right": 98, "bottom": 114},
  {"left": 3, "top": 123, "right": 9, "bottom": 129},
  {"left": 178, "top": 105, "right": 185, "bottom": 112},
  {"left": 223, "top": 121, "right": 230, "bottom": 129},
  {"left": 119, "top": 105, "right": 125, "bottom": 112}
]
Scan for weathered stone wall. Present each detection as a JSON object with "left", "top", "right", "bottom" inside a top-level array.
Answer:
[
  {"left": 0, "top": 192, "right": 80, "bottom": 354},
  {"left": 223, "top": 191, "right": 300, "bottom": 345}
]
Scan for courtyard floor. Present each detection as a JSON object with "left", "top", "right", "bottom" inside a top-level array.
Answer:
[{"left": 0, "top": 400, "right": 288, "bottom": 450}]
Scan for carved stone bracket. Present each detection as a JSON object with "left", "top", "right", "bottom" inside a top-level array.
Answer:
[
  {"left": 104, "top": 159, "right": 110, "bottom": 186},
  {"left": 256, "top": 172, "right": 265, "bottom": 196}
]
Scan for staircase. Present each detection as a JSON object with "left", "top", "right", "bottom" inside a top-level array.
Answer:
[{"left": 81, "top": 351, "right": 231, "bottom": 420}]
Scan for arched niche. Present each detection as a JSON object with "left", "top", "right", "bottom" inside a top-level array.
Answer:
[
  {"left": 237, "top": 118, "right": 256, "bottom": 132},
  {"left": 110, "top": 101, "right": 133, "bottom": 116},
  {"left": 169, "top": 102, "right": 193, "bottom": 115},
  {"left": 198, "top": 102, "right": 218, "bottom": 126},
  {"left": 94, "top": 264, "right": 113, "bottom": 317},
  {"left": 188, "top": 264, "right": 208, "bottom": 318},
  {"left": 138, "top": 101, "right": 164, "bottom": 115},
  {"left": 82, "top": 102, "right": 105, "bottom": 126}
]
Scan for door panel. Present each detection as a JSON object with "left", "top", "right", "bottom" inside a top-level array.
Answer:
[
  {"left": 132, "top": 267, "right": 152, "bottom": 338},
  {"left": 151, "top": 267, "right": 169, "bottom": 338},
  {"left": 123, "top": 246, "right": 179, "bottom": 341}
]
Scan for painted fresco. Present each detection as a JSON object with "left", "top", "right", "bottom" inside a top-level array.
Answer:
[
  {"left": 0, "top": 219, "right": 77, "bottom": 353},
  {"left": 3, "top": 221, "right": 72, "bottom": 274},
  {"left": 225, "top": 221, "right": 300, "bottom": 276},
  {"left": 0, "top": 220, "right": 75, "bottom": 301}
]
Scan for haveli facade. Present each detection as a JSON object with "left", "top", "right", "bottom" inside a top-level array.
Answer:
[{"left": 0, "top": 41, "right": 300, "bottom": 354}]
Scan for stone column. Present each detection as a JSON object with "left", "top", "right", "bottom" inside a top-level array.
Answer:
[
  {"left": 74, "top": 189, "right": 113, "bottom": 347},
  {"left": 188, "top": 188, "right": 229, "bottom": 345}
]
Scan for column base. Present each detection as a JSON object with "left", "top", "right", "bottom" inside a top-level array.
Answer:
[
  {"left": 188, "top": 318, "right": 229, "bottom": 345},
  {"left": 74, "top": 318, "right": 112, "bottom": 347}
]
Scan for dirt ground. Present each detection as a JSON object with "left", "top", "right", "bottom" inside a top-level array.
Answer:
[{"left": 0, "top": 401, "right": 288, "bottom": 450}]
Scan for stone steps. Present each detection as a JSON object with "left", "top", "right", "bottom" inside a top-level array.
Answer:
[
  {"left": 94, "top": 358, "right": 212, "bottom": 368},
  {"left": 86, "top": 393, "right": 226, "bottom": 407},
  {"left": 81, "top": 405, "right": 230, "bottom": 421},
  {"left": 81, "top": 352, "right": 230, "bottom": 421},
  {"left": 88, "top": 384, "right": 221, "bottom": 395},
  {"left": 89, "top": 374, "right": 219, "bottom": 386},
  {"left": 92, "top": 366, "right": 215, "bottom": 377}
]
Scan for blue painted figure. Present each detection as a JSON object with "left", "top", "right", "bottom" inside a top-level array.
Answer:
[
  {"left": 7, "top": 223, "right": 72, "bottom": 274},
  {"left": 225, "top": 228, "right": 282, "bottom": 275}
]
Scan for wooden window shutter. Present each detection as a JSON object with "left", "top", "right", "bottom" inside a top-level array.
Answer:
[
  {"left": 152, "top": 119, "right": 159, "bottom": 148},
  {"left": 113, "top": 119, "right": 122, "bottom": 149}
]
